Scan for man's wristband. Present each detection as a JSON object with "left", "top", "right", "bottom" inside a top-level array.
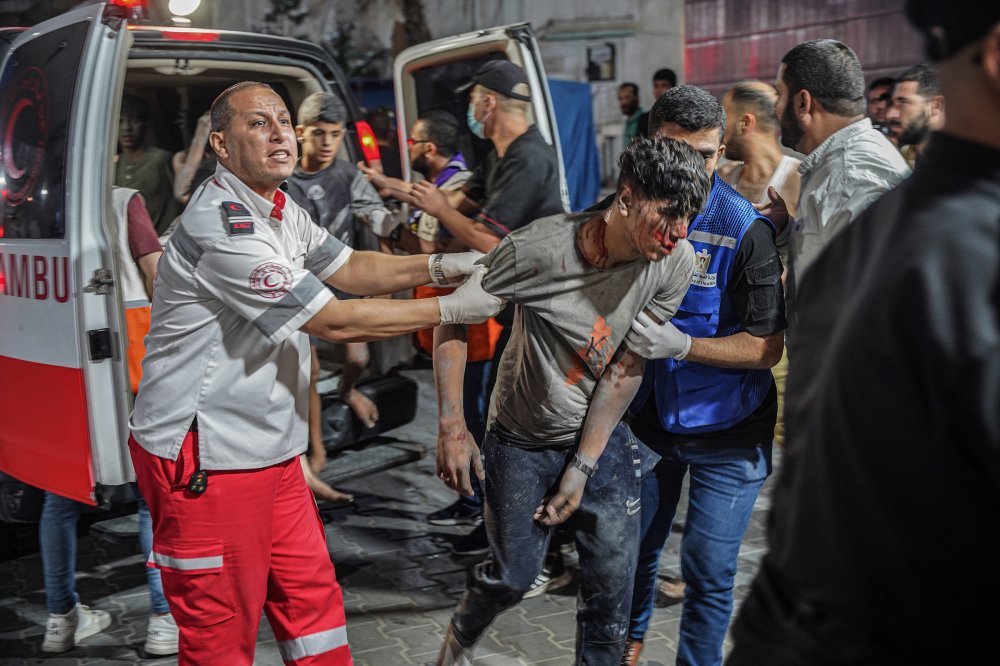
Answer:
[{"left": 571, "top": 453, "right": 598, "bottom": 478}]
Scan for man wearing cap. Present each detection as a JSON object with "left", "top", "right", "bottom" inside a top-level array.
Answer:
[
  {"left": 405, "top": 60, "right": 565, "bottom": 552},
  {"left": 128, "top": 81, "right": 503, "bottom": 665},
  {"left": 726, "top": 2, "right": 1000, "bottom": 663},
  {"left": 760, "top": 39, "right": 909, "bottom": 325}
]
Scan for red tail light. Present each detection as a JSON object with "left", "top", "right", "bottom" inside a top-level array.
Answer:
[
  {"left": 355, "top": 120, "right": 381, "bottom": 163},
  {"left": 110, "top": 0, "right": 145, "bottom": 6},
  {"left": 160, "top": 29, "right": 219, "bottom": 41}
]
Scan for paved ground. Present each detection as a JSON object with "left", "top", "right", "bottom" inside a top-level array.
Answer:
[{"left": 0, "top": 367, "right": 779, "bottom": 665}]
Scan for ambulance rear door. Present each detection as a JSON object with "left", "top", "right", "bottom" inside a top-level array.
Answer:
[
  {"left": 392, "top": 22, "right": 570, "bottom": 210},
  {"left": 0, "top": 3, "right": 134, "bottom": 505}
]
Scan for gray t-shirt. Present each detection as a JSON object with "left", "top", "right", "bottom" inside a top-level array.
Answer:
[{"left": 481, "top": 211, "right": 695, "bottom": 444}]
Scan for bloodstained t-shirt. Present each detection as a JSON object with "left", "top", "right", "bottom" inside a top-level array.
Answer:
[{"left": 480, "top": 211, "right": 694, "bottom": 444}]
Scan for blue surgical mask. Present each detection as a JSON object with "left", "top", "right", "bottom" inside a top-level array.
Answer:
[{"left": 467, "top": 101, "right": 489, "bottom": 139}]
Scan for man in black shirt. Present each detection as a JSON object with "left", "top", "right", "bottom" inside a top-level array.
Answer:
[
  {"left": 407, "top": 61, "right": 565, "bottom": 555},
  {"left": 621, "top": 85, "right": 786, "bottom": 666},
  {"left": 725, "top": 2, "right": 1000, "bottom": 664}
]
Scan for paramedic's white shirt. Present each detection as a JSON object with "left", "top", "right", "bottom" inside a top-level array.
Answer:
[{"left": 130, "top": 164, "right": 351, "bottom": 469}]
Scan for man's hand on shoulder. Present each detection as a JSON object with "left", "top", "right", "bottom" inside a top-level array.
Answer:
[
  {"left": 428, "top": 250, "right": 485, "bottom": 286},
  {"left": 436, "top": 419, "right": 484, "bottom": 496},
  {"left": 438, "top": 265, "right": 505, "bottom": 325},
  {"left": 629, "top": 310, "right": 692, "bottom": 360}
]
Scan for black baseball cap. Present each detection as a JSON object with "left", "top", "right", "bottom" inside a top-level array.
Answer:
[
  {"left": 455, "top": 61, "right": 532, "bottom": 101},
  {"left": 905, "top": 0, "right": 1000, "bottom": 60}
]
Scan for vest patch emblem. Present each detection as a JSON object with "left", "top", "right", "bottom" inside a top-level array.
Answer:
[{"left": 692, "top": 248, "right": 717, "bottom": 287}]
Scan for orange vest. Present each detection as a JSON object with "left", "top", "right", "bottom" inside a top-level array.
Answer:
[{"left": 413, "top": 284, "right": 501, "bottom": 362}]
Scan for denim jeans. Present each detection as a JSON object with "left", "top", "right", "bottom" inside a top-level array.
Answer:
[
  {"left": 451, "top": 422, "right": 657, "bottom": 666},
  {"left": 39, "top": 488, "right": 169, "bottom": 615},
  {"left": 628, "top": 442, "right": 771, "bottom": 666},
  {"left": 457, "top": 359, "right": 491, "bottom": 509}
]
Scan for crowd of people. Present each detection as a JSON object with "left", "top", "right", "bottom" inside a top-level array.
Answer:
[{"left": 36, "top": 0, "right": 998, "bottom": 664}]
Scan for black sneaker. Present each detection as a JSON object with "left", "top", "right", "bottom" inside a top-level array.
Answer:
[
  {"left": 522, "top": 558, "right": 572, "bottom": 599},
  {"left": 451, "top": 524, "right": 489, "bottom": 556},
  {"left": 428, "top": 499, "right": 483, "bottom": 526}
]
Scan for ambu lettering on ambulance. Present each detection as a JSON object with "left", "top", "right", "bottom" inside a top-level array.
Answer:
[{"left": 565, "top": 316, "right": 613, "bottom": 387}]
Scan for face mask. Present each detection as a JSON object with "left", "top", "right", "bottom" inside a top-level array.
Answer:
[{"left": 467, "top": 101, "right": 490, "bottom": 139}]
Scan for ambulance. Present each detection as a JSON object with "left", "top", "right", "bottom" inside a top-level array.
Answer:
[{"left": 0, "top": 0, "right": 566, "bottom": 519}]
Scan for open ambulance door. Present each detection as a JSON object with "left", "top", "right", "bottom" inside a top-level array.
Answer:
[
  {"left": 392, "top": 23, "right": 570, "bottom": 211},
  {"left": 0, "top": 3, "right": 134, "bottom": 506}
]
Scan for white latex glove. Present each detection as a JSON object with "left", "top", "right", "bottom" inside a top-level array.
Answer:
[
  {"left": 428, "top": 251, "right": 485, "bottom": 286},
  {"left": 630, "top": 310, "right": 692, "bottom": 360},
  {"left": 438, "top": 265, "right": 504, "bottom": 325},
  {"left": 366, "top": 208, "right": 400, "bottom": 238}
]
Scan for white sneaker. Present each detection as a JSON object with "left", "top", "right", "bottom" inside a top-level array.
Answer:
[
  {"left": 522, "top": 563, "right": 573, "bottom": 599},
  {"left": 41, "top": 603, "right": 111, "bottom": 653},
  {"left": 145, "top": 612, "right": 179, "bottom": 655}
]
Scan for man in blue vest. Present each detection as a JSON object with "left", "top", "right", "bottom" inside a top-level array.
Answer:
[{"left": 621, "top": 85, "right": 787, "bottom": 666}]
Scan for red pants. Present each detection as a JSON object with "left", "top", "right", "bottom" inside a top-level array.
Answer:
[{"left": 130, "top": 432, "right": 352, "bottom": 665}]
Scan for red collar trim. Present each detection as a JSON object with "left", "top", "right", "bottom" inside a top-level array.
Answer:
[{"left": 270, "top": 189, "right": 286, "bottom": 221}]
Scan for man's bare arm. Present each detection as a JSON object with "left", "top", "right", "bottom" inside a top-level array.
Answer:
[
  {"left": 432, "top": 324, "right": 483, "bottom": 496},
  {"left": 326, "top": 251, "right": 431, "bottom": 295},
  {"left": 136, "top": 251, "right": 162, "bottom": 300},
  {"left": 687, "top": 330, "right": 784, "bottom": 369},
  {"left": 535, "top": 346, "right": 646, "bottom": 526},
  {"left": 302, "top": 296, "right": 441, "bottom": 343}
]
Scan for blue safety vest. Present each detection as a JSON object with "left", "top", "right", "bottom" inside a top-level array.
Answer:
[{"left": 631, "top": 175, "right": 775, "bottom": 434}]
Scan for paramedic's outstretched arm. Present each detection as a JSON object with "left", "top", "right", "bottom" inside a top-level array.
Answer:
[
  {"left": 534, "top": 346, "right": 646, "bottom": 526},
  {"left": 433, "top": 324, "right": 482, "bottom": 496},
  {"left": 304, "top": 266, "right": 501, "bottom": 342},
  {"left": 327, "top": 250, "right": 480, "bottom": 295}
]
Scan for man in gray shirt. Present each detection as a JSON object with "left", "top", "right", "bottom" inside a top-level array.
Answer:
[{"left": 432, "top": 137, "right": 710, "bottom": 665}]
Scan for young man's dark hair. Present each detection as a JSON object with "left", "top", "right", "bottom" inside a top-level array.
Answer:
[
  {"left": 894, "top": 63, "right": 941, "bottom": 98},
  {"left": 210, "top": 81, "right": 274, "bottom": 132},
  {"left": 418, "top": 109, "right": 461, "bottom": 158},
  {"left": 619, "top": 82, "right": 639, "bottom": 97},
  {"left": 297, "top": 91, "right": 347, "bottom": 127},
  {"left": 648, "top": 84, "right": 727, "bottom": 138},
  {"left": 868, "top": 76, "right": 895, "bottom": 93},
  {"left": 121, "top": 94, "right": 150, "bottom": 123},
  {"left": 653, "top": 68, "right": 678, "bottom": 88},
  {"left": 617, "top": 137, "right": 711, "bottom": 218},
  {"left": 729, "top": 81, "right": 778, "bottom": 130},
  {"left": 780, "top": 39, "right": 866, "bottom": 117}
]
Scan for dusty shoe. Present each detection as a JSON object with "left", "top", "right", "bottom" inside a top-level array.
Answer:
[
  {"left": 145, "top": 612, "right": 179, "bottom": 656},
  {"left": 522, "top": 558, "right": 573, "bottom": 599},
  {"left": 657, "top": 575, "right": 686, "bottom": 602},
  {"left": 451, "top": 524, "right": 489, "bottom": 556},
  {"left": 429, "top": 499, "right": 483, "bottom": 526},
  {"left": 41, "top": 603, "right": 111, "bottom": 653},
  {"left": 621, "top": 637, "right": 643, "bottom": 666},
  {"left": 436, "top": 623, "right": 476, "bottom": 666}
]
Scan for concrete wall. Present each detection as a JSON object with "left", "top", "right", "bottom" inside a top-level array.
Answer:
[{"left": 685, "top": 0, "right": 925, "bottom": 99}]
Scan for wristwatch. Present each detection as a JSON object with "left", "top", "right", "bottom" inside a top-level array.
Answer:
[
  {"left": 571, "top": 453, "right": 598, "bottom": 478},
  {"left": 431, "top": 253, "right": 447, "bottom": 284}
]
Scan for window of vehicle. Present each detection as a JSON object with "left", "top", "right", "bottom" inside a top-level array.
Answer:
[{"left": 0, "top": 22, "right": 90, "bottom": 240}]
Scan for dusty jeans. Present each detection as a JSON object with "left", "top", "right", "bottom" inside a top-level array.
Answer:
[{"left": 450, "top": 422, "right": 658, "bottom": 665}]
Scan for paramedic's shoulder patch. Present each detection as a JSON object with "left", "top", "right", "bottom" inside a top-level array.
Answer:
[{"left": 221, "top": 201, "right": 255, "bottom": 236}]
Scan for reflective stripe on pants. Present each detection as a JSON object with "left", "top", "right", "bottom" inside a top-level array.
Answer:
[{"left": 130, "top": 432, "right": 352, "bottom": 665}]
